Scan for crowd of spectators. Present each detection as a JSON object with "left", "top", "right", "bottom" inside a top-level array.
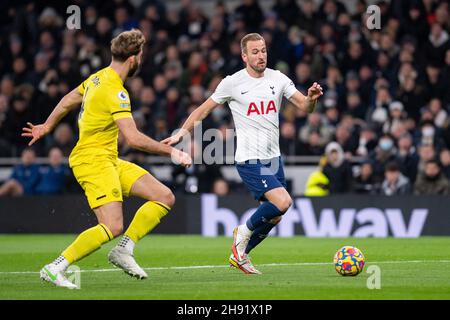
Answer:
[{"left": 0, "top": 0, "right": 450, "bottom": 196}]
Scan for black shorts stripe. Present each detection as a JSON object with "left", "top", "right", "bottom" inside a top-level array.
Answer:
[
  {"left": 111, "top": 110, "right": 131, "bottom": 115},
  {"left": 96, "top": 195, "right": 106, "bottom": 200},
  {"left": 99, "top": 224, "right": 112, "bottom": 241}
]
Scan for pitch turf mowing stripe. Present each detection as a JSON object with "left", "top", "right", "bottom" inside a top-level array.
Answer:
[{"left": 1, "top": 259, "right": 450, "bottom": 275}]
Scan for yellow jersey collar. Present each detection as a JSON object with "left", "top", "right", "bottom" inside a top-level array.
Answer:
[{"left": 107, "top": 66, "right": 124, "bottom": 85}]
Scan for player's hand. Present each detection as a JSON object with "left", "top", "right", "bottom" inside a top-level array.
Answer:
[
  {"left": 21, "top": 122, "right": 49, "bottom": 146},
  {"left": 171, "top": 149, "right": 192, "bottom": 168},
  {"left": 161, "top": 133, "right": 182, "bottom": 146},
  {"left": 307, "top": 82, "right": 323, "bottom": 101}
]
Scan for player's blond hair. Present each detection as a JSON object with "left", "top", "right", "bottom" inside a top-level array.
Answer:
[
  {"left": 111, "top": 29, "right": 145, "bottom": 62},
  {"left": 240, "top": 33, "right": 265, "bottom": 54}
]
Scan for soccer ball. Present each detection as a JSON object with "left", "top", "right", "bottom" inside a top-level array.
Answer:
[{"left": 334, "top": 246, "right": 365, "bottom": 276}]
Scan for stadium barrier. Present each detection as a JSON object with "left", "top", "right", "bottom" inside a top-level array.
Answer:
[{"left": 1, "top": 194, "right": 448, "bottom": 237}]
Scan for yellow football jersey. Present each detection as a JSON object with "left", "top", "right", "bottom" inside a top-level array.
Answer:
[{"left": 69, "top": 67, "right": 132, "bottom": 167}]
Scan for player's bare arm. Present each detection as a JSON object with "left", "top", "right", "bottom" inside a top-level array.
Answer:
[
  {"left": 289, "top": 82, "right": 323, "bottom": 113},
  {"left": 21, "top": 87, "right": 83, "bottom": 146},
  {"left": 161, "top": 97, "right": 218, "bottom": 146},
  {"left": 115, "top": 117, "right": 192, "bottom": 167}
]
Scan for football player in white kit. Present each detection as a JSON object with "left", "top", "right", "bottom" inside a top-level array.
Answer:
[{"left": 163, "top": 33, "right": 323, "bottom": 274}]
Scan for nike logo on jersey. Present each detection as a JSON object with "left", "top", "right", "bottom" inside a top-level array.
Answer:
[{"left": 241, "top": 91, "right": 249, "bottom": 95}]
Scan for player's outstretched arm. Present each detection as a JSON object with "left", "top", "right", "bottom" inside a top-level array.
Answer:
[
  {"left": 288, "top": 82, "right": 323, "bottom": 113},
  {"left": 161, "top": 97, "right": 218, "bottom": 146},
  {"left": 116, "top": 117, "right": 192, "bottom": 167},
  {"left": 22, "top": 87, "right": 83, "bottom": 146}
]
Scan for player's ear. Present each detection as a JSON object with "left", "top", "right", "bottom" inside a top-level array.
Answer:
[
  {"left": 127, "top": 55, "right": 136, "bottom": 66},
  {"left": 241, "top": 52, "right": 247, "bottom": 63}
]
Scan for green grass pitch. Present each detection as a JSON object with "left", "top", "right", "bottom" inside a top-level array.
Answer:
[{"left": 1, "top": 235, "right": 450, "bottom": 300}]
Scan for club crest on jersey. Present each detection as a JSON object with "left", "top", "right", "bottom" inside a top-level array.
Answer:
[
  {"left": 247, "top": 100, "right": 277, "bottom": 116},
  {"left": 270, "top": 85, "right": 275, "bottom": 95},
  {"left": 118, "top": 91, "right": 128, "bottom": 101},
  {"left": 91, "top": 76, "right": 100, "bottom": 86}
]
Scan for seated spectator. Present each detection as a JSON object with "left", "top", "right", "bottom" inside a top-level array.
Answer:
[
  {"left": 425, "top": 22, "right": 450, "bottom": 68},
  {"left": 369, "top": 134, "right": 397, "bottom": 178},
  {"left": 323, "top": 102, "right": 340, "bottom": 128},
  {"left": 416, "top": 119, "right": 446, "bottom": 152},
  {"left": 428, "top": 98, "right": 447, "bottom": 129},
  {"left": 439, "top": 149, "right": 450, "bottom": 179},
  {"left": 345, "top": 92, "right": 365, "bottom": 120},
  {"left": 35, "top": 147, "right": 69, "bottom": 195},
  {"left": 280, "top": 121, "right": 299, "bottom": 155},
  {"left": 212, "top": 178, "right": 230, "bottom": 196},
  {"left": 47, "top": 123, "right": 75, "bottom": 157},
  {"left": 352, "top": 160, "right": 380, "bottom": 194},
  {"left": 0, "top": 148, "right": 39, "bottom": 196},
  {"left": 380, "top": 161, "right": 411, "bottom": 196},
  {"left": 417, "top": 143, "right": 436, "bottom": 174},
  {"left": 396, "top": 133, "right": 419, "bottom": 183},
  {"left": 177, "top": 51, "right": 212, "bottom": 96},
  {"left": 366, "top": 86, "right": 391, "bottom": 130},
  {"left": 383, "top": 101, "right": 405, "bottom": 136},
  {"left": 414, "top": 159, "right": 450, "bottom": 195},
  {"left": 322, "top": 142, "right": 353, "bottom": 193},
  {"left": 355, "top": 125, "right": 378, "bottom": 157},
  {"left": 299, "top": 112, "right": 334, "bottom": 153},
  {"left": 334, "top": 124, "right": 358, "bottom": 156},
  {"left": 3, "top": 91, "right": 33, "bottom": 156}
]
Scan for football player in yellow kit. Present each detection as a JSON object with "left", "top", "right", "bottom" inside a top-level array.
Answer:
[{"left": 22, "top": 29, "right": 192, "bottom": 288}]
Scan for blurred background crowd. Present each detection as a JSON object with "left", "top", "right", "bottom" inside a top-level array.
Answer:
[{"left": 0, "top": 0, "right": 450, "bottom": 197}]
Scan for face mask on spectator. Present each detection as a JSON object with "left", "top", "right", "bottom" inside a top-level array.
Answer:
[
  {"left": 379, "top": 139, "right": 393, "bottom": 151},
  {"left": 422, "top": 126, "right": 435, "bottom": 137}
]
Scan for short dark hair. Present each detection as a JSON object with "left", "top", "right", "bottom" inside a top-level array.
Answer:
[
  {"left": 425, "top": 159, "right": 440, "bottom": 168},
  {"left": 385, "top": 161, "right": 400, "bottom": 172}
]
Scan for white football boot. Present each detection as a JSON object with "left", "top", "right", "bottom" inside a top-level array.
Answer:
[
  {"left": 229, "top": 253, "right": 262, "bottom": 275},
  {"left": 40, "top": 264, "right": 78, "bottom": 289},
  {"left": 108, "top": 246, "right": 148, "bottom": 279},
  {"left": 231, "top": 225, "right": 251, "bottom": 261}
]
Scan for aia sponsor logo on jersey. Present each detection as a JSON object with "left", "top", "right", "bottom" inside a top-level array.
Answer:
[{"left": 246, "top": 100, "right": 277, "bottom": 116}]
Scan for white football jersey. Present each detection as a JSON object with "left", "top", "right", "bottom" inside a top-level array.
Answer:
[{"left": 210, "top": 68, "right": 297, "bottom": 162}]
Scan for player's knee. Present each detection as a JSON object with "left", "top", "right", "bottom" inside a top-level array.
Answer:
[
  {"left": 159, "top": 189, "right": 175, "bottom": 209},
  {"left": 276, "top": 195, "right": 292, "bottom": 213},
  {"left": 107, "top": 223, "right": 123, "bottom": 237}
]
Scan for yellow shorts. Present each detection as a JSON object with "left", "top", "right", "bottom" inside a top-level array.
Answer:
[{"left": 72, "top": 158, "right": 149, "bottom": 209}]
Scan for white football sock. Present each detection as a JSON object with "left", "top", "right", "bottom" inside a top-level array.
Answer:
[
  {"left": 117, "top": 235, "right": 135, "bottom": 254},
  {"left": 239, "top": 224, "right": 253, "bottom": 237},
  {"left": 52, "top": 255, "right": 70, "bottom": 272}
]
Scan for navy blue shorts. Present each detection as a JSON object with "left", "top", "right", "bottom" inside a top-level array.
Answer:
[{"left": 236, "top": 156, "right": 287, "bottom": 201}]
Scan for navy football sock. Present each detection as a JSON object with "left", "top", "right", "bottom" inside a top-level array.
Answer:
[
  {"left": 246, "top": 201, "right": 282, "bottom": 231},
  {"left": 245, "top": 220, "right": 278, "bottom": 254}
]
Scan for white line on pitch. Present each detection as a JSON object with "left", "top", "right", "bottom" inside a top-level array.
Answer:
[{"left": 1, "top": 260, "right": 450, "bottom": 275}]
